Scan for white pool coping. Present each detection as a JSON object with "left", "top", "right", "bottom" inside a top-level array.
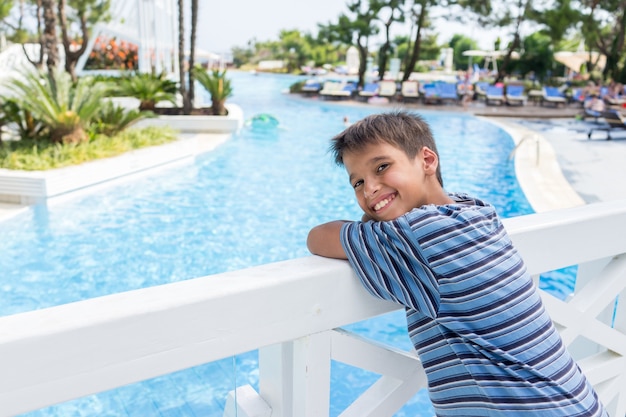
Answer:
[
  {"left": 483, "top": 117, "right": 585, "bottom": 212},
  {"left": 0, "top": 103, "right": 244, "bottom": 221}
]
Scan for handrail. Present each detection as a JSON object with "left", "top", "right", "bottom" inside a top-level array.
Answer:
[{"left": 1, "top": 200, "right": 626, "bottom": 416}]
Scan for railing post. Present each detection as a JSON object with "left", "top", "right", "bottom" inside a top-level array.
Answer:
[
  {"left": 292, "top": 332, "right": 332, "bottom": 417},
  {"left": 259, "top": 332, "right": 332, "bottom": 417},
  {"left": 259, "top": 342, "right": 294, "bottom": 417},
  {"left": 568, "top": 258, "right": 613, "bottom": 360}
]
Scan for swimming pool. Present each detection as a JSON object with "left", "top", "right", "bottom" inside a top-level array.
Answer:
[{"left": 1, "top": 72, "right": 567, "bottom": 416}]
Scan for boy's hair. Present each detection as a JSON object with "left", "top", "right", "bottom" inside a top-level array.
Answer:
[{"left": 330, "top": 110, "right": 444, "bottom": 186}]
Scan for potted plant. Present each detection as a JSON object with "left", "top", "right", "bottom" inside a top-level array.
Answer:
[{"left": 193, "top": 66, "right": 233, "bottom": 115}]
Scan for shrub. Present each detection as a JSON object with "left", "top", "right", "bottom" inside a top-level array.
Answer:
[
  {"left": 6, "top": 70, "right": 107, "bottom": 143},
  {"left": 0, "top": 126, "right": 177, "bottom": 170}
]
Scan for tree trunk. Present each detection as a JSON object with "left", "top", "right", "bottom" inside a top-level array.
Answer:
[
  {"left": 187, "top": 0, "right": 198, "bottom": 112},
  {"left": 402, "top": 7, "right": 425, "bottom": 81},
  {"left": 177, "top": 0, "right": 190, "bottom": 113},
  {"left": 58, "top": 0, "right": 90, "bottom": 81},
  {"left": 378, "top": 19, "right": 392, "bottom": 81},
  {"left": 22, "top": 0, "right": 44, "bottom": 69},
  {"left": 356, "top": 36, "right": 368, "bottom": 88},
  {"left": 41, "top": 0, "right": 58, "bottom": 78}
]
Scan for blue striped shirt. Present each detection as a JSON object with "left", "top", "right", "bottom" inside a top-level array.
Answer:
[{"left": 340, "top": 193, "right": 606, "bottom": 416}]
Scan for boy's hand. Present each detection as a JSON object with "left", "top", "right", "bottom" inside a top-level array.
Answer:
[{"left": 307, "top": 221, "right": 348, "bottom": 259}]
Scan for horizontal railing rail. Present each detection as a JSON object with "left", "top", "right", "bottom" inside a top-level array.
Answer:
[{"left": 1, "top": 200, "right": 625, "bottom": 416}]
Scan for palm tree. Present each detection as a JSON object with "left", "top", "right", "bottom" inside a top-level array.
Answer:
[
  {"left": 187, "top": 0, "right": 198, "bottom": 110},
  {"left": 177, "top": 0, "right": 199, "bottom": 114},
  {"left": 41, "top": 0, "right": 58, "bottom": 77},
  {"left": 177, "top": 0, "right": 189, "bottom": 112},
  {"left": 114, "top": 72, "right": 178, "bottom": 112},
  {"left": 193, "top": 66, "right": 233, "bottom": 115}
]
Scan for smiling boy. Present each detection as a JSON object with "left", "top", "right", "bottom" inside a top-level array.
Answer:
[{"left": 307, "top": 111, "right": 606, "bottom": 416}]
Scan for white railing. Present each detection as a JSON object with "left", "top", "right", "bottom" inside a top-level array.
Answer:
[{"left": 1, "top": 200, "right": 625, "bottom": 417}]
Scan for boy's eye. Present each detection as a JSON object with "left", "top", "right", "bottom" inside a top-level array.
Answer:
[
  {"left": 353, "top": 179, "right": 363, "bottom": 189},
  {"left": 377, "top": 163, "right": 389, "bottom": 173}
]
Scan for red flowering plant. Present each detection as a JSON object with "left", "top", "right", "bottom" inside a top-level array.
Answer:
[{"left": 84, "top": 36, "right": 139, "bottom": 70}]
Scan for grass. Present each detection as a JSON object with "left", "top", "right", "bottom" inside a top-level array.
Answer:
[{"left": 0, "top": 126, "right": 178, "bottom": 171}]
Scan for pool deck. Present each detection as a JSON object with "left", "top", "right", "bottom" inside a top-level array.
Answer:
[{"left": 1, "top": 101, "right": 625, "bottom": 221}]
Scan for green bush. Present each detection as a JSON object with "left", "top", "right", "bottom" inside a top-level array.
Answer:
[
  {"left": 0, "top": 126, "right": 177, "bottom": 171},
  {"left": 114, "top": 72, "right": 178, "bottom": 111},
  {"left": 6, "top": 70, "right": 108, "bottom": 143},
  {"left": 91, "top": 100, "right": 154, "bottom": 136},
  {"left": 193, "top": 66, "right": 233, "bottom": 115}
]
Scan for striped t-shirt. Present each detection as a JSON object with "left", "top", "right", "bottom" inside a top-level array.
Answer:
[{"left": 340, "top": 193, "right": 606, "bottom": 416}]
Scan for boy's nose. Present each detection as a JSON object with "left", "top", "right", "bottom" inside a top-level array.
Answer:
[{"left": 364, "top": 180, "right": 379, "bottom": 198}]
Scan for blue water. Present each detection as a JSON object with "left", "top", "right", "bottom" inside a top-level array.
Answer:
[{"left": 0, "top": 72, "right": 571, "bottom": 416}]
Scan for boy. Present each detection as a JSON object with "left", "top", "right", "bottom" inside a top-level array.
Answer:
[{"left": 307, "top": 111, "right": 606, "bottom": 416}]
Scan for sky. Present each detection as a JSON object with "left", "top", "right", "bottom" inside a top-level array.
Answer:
[{"left": 195, "top": 0, "right": 507, "bottom": 56}]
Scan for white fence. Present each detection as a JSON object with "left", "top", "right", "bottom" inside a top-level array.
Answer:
[{"left": 1, "top": 200, "right": 625, "bottom": 416}]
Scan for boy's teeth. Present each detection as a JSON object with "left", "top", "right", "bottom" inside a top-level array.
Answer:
[{"left": 374, "top": 198, "right": 390, "bottom": 211}]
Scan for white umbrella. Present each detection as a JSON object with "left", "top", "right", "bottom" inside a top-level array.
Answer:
[
  {"left": 462, "top": 50, "right": 520, "bottom": 59},
  {"left": 462, "top": 50, "right": 520, "bottom": 73},
  {"left": 554, "top": 49, "right": 605, "bottom": 73}
]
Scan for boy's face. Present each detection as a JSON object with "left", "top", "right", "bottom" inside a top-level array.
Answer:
[{"left": 343, "top": 141, "right": 440, "bottom": 221}]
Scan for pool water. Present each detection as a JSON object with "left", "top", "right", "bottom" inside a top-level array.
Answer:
[{"left": 0, "top": 72, "right": 571, "bottom": 416}]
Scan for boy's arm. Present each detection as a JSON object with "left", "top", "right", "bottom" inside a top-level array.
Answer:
[{"left": 307, "top": 221, "right": 349, "bottom": 259}]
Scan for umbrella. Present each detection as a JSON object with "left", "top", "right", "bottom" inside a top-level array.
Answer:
[
  {"left": 462, "top": 50, "right": 521, "bottom": 59},
  {"left": 554, "top": 45, "right": 605, "bottom": 73},
  {"left": 462, "top": 50, "right": 520, "bottom": 73}
]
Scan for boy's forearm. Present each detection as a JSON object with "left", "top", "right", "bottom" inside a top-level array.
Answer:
[{"left": 307, "top": 221, "right": 349, "bottom": 259}]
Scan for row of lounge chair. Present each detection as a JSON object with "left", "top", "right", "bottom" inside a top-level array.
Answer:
[{"left": 302, "top": 79, "right": 575, "bottom": 108}]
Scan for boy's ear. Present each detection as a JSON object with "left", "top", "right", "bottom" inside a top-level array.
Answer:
[{"left": 420, "top": 146, "right": 439, "bottom": 175}]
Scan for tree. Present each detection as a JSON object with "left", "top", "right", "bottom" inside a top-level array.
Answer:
[
  {"left": 401, "top": 0, "right": 435, "bottom": 81},
  {"left": 177, "top": 0, "right": 189, "bottom": 112},
  {"left": 177, "top": 0, "right": 199, "bottom": 114},
  {"left": 57, "top": 0, "right": 111, "bottom": 81},
  {"left": 0, "top": 1, "right": 13, "bottom": 22},
  {"left": 329, "top": 0, "right": 381, "bottom": 87},
  {"left": 278, "top": 29, "right": 311, "bottom": 73},
  {"left": 187, "top": 0, "right": 198, "bottom": 111},
  {"left": 515, "top": 31, "right": 556, "bottom": 81},
  {"left": 41, "top": 0, "right": 58, "bottom": 77},
  {"left": 577, "top": 0, "right": 626, "bottom": 82},
  {"left": 449, "top": 34, "right": 478, "bottom": 70},
  {"left": 375, "top": 0, "right": 405, "bottom": 80},
  {"left": 471, "top": 0, "right": 532, "bottom": 83}
]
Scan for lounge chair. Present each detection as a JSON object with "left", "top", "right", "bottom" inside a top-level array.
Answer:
[
  {"left": 436, "top": 83, "right": 459, "bottom": 103},
  {"left": 319, "top": 81, "right": 342, "bottom": 98},
  {"left": 378, "top": 80, "right": 398, "bottom": 100},
  {"left": 301, "top": 79, "right": 322, "bottom": 94},
  {"left": 587, "top": 109, "right": 626, "bottom": 140},
  {"left": 400, "top": 80, "right": 419, "bottom": 101},
  {"left": 421, "top": 83, "right": 440, "bottom": 104},
  {"left": 505, "top": 85, "right": 527, "bottom": 106},
  {"left": 541, "top": 87, "right": 567, "bottom": 107},
  {"left": 474, "top": 82, "right": 490, "bottom": 101},
  {"left": 485, "top": 85, "right": 505, "bottom": 106},
  {"left": 319, "top": 81, "right": 355, "bottom": 100},
  {"left": 358, "top": 82, "right": 379, "bottom": 100},
  {"left": 582, "top": 96, "right": 605, "bottom": 123}
]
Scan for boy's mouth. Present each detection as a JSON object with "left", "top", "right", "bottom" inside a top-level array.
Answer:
[{"left": 372, "top": 194, "right": 396, "bottom": 212}]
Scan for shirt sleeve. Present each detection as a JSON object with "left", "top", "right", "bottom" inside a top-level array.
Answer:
[{"left": 340, "top": 216, "right": 440, "bottom": 318}]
